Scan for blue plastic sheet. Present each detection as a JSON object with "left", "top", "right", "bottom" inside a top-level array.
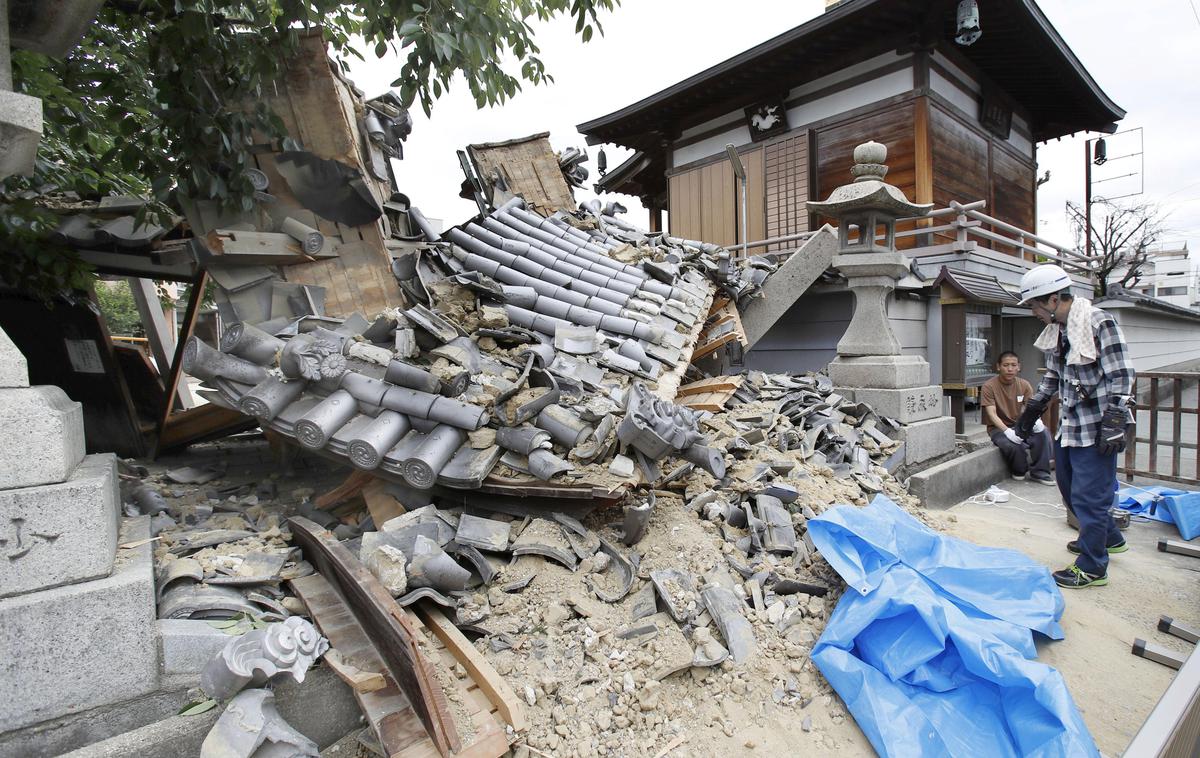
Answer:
[
  {"left": 1116, "top": 485, "right": 1180, "bottom": 525},
  {"left": 809, "top": 496, "right": 1098, "bottom": 758}
]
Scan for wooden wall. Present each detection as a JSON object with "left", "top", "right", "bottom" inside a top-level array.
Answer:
[
  {"left": 929, "top": 101, "right": 1036, "bottom": 256},
  {"left": 812, "top": 101, "right": 918, "bottom": 246},
  {"left": 764, "top": 133, "right": 810, "bottom": 250},
  {"left": 255, "top": 33, "right": 402, "bottom": 318},
  {"left": 668, "top": 160, "right": 737, "bottom": 246}
]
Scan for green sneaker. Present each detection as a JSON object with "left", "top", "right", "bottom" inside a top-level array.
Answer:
[
  {"left": 1053, "top": 564, "right": 1108, "bottom": 589},
  {"left": 1067, "top": 539, "right": 1127, "bottom": 555}
]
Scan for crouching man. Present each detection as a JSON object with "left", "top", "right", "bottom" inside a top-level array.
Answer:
[
  {"left": 1013, "top": 264, "right": 1134, "bottom": 589},
  {"left": 981, "top": 351, "right": 1055, "bottom": 485}
]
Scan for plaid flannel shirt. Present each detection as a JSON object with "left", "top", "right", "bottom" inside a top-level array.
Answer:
[{"left": 1031, "top": 308, "right": 1135, "bottom": 447}]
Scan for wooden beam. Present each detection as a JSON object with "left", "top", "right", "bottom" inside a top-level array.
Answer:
[
  {"left": 129, "top": 276, "right": 192, "bottom": 410},
  {"left": 153, "top": 271, "right": 209, "bottom": 455},
  {"left": 414, "top": 604, "right": 528, "bottom": 732}
]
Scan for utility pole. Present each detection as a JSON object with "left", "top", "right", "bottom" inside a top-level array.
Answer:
[{"left": 1084, "top": 140, "right": 1093, "bottom": 259}]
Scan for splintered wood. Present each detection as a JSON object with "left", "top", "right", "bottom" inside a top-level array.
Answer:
[
  {"left": 290, "top": 518, "right": 521, "bottom": 758},
  {"left": 677, "top": 375, "right": 745, "bottom": 412},
  {"left": 466, "top": 133, "right": 576, "bottom": 215},
  {"left": 692, "top": 296, "right": 748, "bottom": 362}
]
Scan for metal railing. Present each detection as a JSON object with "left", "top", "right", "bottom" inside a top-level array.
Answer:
[{"left": 1122, "top": 371, "right": 1200, "bottom": 486}]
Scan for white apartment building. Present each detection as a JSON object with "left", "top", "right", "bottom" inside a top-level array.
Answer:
[{"left": 1112, "top": 242, "right": 1195, "bottom": 309}]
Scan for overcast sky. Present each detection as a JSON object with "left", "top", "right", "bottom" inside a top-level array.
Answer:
[{"left": 345, "top": 0, "right": 1200, "bottom": 257}]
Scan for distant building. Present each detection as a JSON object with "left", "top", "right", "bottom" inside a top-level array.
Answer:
[{"left": 1111, "top": 243, "right": 1194, "bottom": 309}]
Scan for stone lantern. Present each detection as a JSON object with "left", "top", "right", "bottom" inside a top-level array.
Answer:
[
  {"left": 806, "top": 141, "right": 954, "bottom": 465},
  {"left": 807, "top": 140, "right": 931, "bottom": 359}
]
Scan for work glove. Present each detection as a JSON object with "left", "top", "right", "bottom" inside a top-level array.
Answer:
[
  {"left": 1032, "top": 419, "right": 1045, "bottom": 434},
  {"left": 1013, "top": 396, "right": 1049, "bottom": 440},
  {"left": 1003, "top": 428, "right": 1024, "bottom": 445},
  {"left": 1096, "top": 405, "right": 1129, "bottom": 456}
]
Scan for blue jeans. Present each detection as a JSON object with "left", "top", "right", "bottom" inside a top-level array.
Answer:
[
  {"left": 1054, "top": 440, "right": 1122, "bottom": 576},
  {"left": 990, "top": 429, "right": 1052, "bottom": 478}
]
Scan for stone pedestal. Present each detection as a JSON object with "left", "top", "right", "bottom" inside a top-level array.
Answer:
[
  {"left": 0, "top": 517, "right": 159, "bottom": 732},
  {"left": 896, "top": 416, "right": 957, "bottom": 464},
  {"left": 0, "top": 328, "right": 160, "bottom": 738},
  {"left": 828, "top": 354, "right": 931, "bottom": 390},
  {"left": 0, "top": 453, "right": 121, "bottom": 599}
]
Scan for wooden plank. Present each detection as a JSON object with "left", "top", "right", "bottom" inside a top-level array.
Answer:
[
  {"left": 363, "top": 479, "right": 407, "bottom": 525},
  {"left": 290, "top": 518, "right": 461, "bottom": 756},
  {"left": 691, "top": 332, "right": 740, "bottom": 361},
  {"left": 413, "top": 603, "right": 528, "bottom": 732},
  {"left": 291, "top": 573, "right": 425, "bottom": 756},
  {"left": 325, "top": 648, "right": 388, "bottom": 693},
  {"left": 677, "top": 376, "right": 743, "bottom": 397},
  {"left": 157, "top": 402, "right": 258, "bottom": 452},
  {"left": 316, "top": 469, "right": 375, "bottom": 511}
]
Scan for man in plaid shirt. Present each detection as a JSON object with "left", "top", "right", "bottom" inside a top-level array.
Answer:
[{"left": 1014, "top": 264, "right": 1134, "bottom": 589}]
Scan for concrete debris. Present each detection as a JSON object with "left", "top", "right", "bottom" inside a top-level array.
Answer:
[{"left": 200, "top": 688, "right": 318, "bottom": 757}]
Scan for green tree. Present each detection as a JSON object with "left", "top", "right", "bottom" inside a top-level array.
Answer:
[
  {"left": 2, "top": 0, "right": 618, "bottom": 300},
  {"left": 95, "top": 280, "right": 145, "bottom": 337}
]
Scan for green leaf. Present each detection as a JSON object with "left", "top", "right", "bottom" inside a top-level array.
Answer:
[
  {"left": 205, "top": 618, "right": 241, "bottom": 629},
  {"left": 178, "top": 699, "right": 218, "bottom": 716}
]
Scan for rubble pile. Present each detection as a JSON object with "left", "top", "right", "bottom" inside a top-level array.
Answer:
[{"left": 347, "top": 370, "right": 925, "bottom": 756}]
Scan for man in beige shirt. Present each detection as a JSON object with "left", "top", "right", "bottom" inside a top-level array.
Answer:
[{"left": 981, "top": 351, "right": 1054, "bottom": 484}]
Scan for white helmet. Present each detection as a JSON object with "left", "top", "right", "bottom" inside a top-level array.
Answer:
[{"left": 1018, "top": 264, "right": 1072, "bottom": 305}]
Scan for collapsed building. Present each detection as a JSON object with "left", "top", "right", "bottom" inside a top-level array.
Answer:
[{"left": 0, "top": 23, "right": 952, "bottom": 758}]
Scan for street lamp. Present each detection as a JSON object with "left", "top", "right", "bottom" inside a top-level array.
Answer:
[{"left": 725, "top": 143, "right": 747, "bottom": 256}]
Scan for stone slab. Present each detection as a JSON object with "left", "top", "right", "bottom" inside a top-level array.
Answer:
[
  {"left": 907, "top": 446, "right": 1009, "bottom": 509},
  {"left": 0, "top": 385, "right": 85, "bottom": 490},
  {"left": 897, "top": 415, "right": 956, "bottom": 465},
  {"left": 0, "top": 517, "right": 159, "bottom": 732},
  {"left": 158, "top": 619, "right": 235, "bottom": 689},
  {"left": 60, "top": 666, "right": 361, "bottom": 758},
  {"left": 0, "top": 327, "right": 29, "bottom": 388},
  {"left": 0, "top": 453, "right": 120, "bottom": 600},
  {"left": 839, "top": 385, "right": 944, "bottom": 424},
  {"left": 0, "top": 90, "right": 44, "bottom": 179},
  {"left": 741, "top": 226, "right": 838, "bottom": 349},
  {"left": 0, "top": 687, "right": 190, "bottom": 758},
  {"left": 826, "top": 354, "right": 930, "bottom": 389}
]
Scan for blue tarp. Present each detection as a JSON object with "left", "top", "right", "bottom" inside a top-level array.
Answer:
[
  {"left": 809, "top": 496, "right": 1098, "bottom": 758},
  {"left": 1116, "top": 486, "right": 1200, "bottom": 538}
]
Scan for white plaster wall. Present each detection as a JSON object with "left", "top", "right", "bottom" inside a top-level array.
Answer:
[
  {"left": 673, "top": 125, "right": 752, "bottom": 168},
  {"left": 671, "top": 53, "right": 913, "bottom": 169},
  {"left": 785, "top": 68, "right": 914, "bottom": 134},
  {"left": 931, "top": 68, "right": 979, "bottom": 119}
]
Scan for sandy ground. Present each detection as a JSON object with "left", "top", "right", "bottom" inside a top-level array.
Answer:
[{"left": 932, "top": 477, "right": 1200, "bottom": 757}]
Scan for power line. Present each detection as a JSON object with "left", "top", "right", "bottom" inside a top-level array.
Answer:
[{"left": 1190, "top": 0, "right": 1200, "bottom": 26}]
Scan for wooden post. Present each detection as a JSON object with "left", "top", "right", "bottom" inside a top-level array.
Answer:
[
  {"left": 129, "top": 277, "right": 193, "bottom": 410},
  {"left": 154, "top": 272, "right": 209, "bottom": 452}
]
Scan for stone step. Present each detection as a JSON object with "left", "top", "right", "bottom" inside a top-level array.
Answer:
[
  {"left": 0, "top": 517, "right": 159, "bottom": 733},
  {"left": 0, "top": 453, "right": 120, "bottom": 600},
  {"left": 907, "top": 446, "right": 1009, "bottom": 508},
  {"left": 897, "top": 415, "right": 956, "bottom": 465}
]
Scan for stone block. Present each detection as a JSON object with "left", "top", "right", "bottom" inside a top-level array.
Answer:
[
  {"left": 907, "top": 446, "right": 1009, "bottom": 509},
  {"left": 840, "top": 385, "right": 943, "bottom": 424},
  {"left": 897, "top": 415, "right": 956, "bottom": 465},
  {"left": 0, "top": 517, "right": 159, "bottom": 732},
  {"left": 826, "top": 354, "right": 930, "bottom": 389},
  {"left": 158, "top": 619, "right": 234, "bottom": 687},
  {"left": 0, "top": 687, "right": 190, "bottom": 758},
  {"left": 0, "top": 385, "right": 85, "bottom": 490},
  {"left": 0, "top": 90, "right": 43, "bottom": 179},
  {"left": 0, "top": 454, "right": 120, "bottom": 599},
  {"left": 741, "top": 226, "right": 838, "bottom": 349},
  {"left": 0, "top": 327, "right": 29, "bottom": 388},
  {"left": 60, "top": 666, "right": 360, "bottom": 758}
]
